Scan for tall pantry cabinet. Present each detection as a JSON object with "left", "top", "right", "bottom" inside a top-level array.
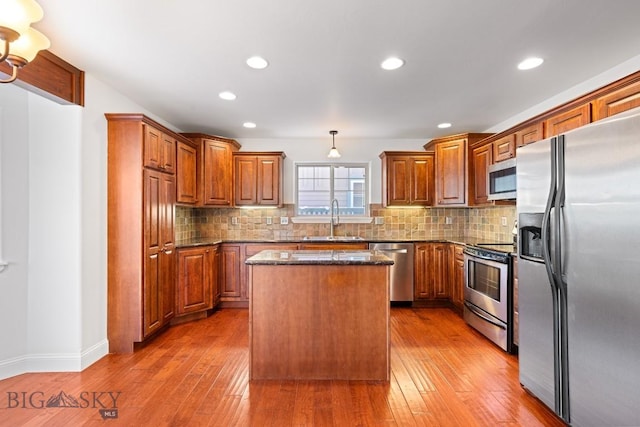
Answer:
[{"left": 106, "top": 113, "right": 186, "bottom": 353}]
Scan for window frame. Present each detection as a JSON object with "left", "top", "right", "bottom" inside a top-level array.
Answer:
[{"left": 293, "top": 162, "right": 371, "bottom": 223}]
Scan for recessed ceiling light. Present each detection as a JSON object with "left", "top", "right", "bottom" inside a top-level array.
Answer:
[
  {"left": 246, "top": 56, "right": 269, "bottom": 69},
  {"left": 243, "top": 122, "right": 256, "bottom": 128},
  {"left": 518, "top": 57, "right": 544, "bottom": 70},
  {"left": 438, "top": 122, "right": 452, "bottom": 129},
  {"left": 219, "top": 91, "right": 237, "bottom": 100},
  {"left": 381, "top": 57, "right": 405, "bottom": 71}
]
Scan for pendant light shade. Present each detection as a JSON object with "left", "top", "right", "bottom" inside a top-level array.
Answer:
[
  {"left": 0, "top": 0, "right": 50, "bottom": 83},
  {"left": 328, "top": 130, "right": 341, "bottom": 158}
]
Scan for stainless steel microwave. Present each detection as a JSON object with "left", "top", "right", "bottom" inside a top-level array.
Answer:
[{"left": 487, "top": 158, "right": 516, "bottom": 200}]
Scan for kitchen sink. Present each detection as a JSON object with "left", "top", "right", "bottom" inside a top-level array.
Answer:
[{"left": 302, "top": 236, "right": 364, "bottom": 241}]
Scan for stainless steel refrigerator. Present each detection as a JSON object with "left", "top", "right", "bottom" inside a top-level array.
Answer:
[{"left": 517, "top": 106, "right": 640, "bottom": 426}]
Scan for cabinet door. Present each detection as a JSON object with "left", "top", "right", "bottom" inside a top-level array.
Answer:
[
  {"left": 414, "top": 244, "right": 431, "bottom": 300},
  {"left": 143, "top": 170, "right": 172, "bottom": 336},
  {"left": 411, "top": 155, "right": 434, "bottom": 206},
  {"left": 471, "top": 144, "right": 492, "bottom": 205},
  {"left": 202, "top": 139, "right": 233, "bottom": 206},
  {"left": 257, "top": 155, "right": 282, "bottom": 206},
  {"left": 161, "top": 133, "right": 176, "bottom": 174},
  {"left": 143, "top": 125, "right": 162, "bottom": 171},
  {"left": 220, "top": 244, "right": 242, "bottom": 299},
  {"left": 593, "top": 79, "right": 640, "bottom": 120},
  {"left": 436, "top": 139, "right": 467, "bottom": 205},
  {"left": 515, "top": 122, "right": 544, "bottom": 148},
  {"left": 450, "top": 245, "right": 465, "bottom": 310},
  {"left": 176, "top": 246, "right": 213, "bottom": 315},
  {"left": 431, "top": 243, "right": 450, "bottom": 299},
  {"left": 234, "top": 156, "right": 258, "bottom": 206},
  {"left": 493, "top": 134, "right": 515, "bottom": 162},
  {"left": 176, "top": 141, "right": 198, "bottom": 204},
  {"left": 212, "top": 245, "right": 221, "bottom": 306},
  {"left": 544, "top": 104, "right": 591, "bottom": 137},
  {"left": 160, "top": 172, "right": 175, "bottom": 323},
  {"left": 384, "top": 156, "right": 411, "bottom": 206}
]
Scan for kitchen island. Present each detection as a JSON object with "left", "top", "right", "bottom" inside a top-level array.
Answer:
[{"left": 245, "top": 250, "right": 393, "bottom": 381}]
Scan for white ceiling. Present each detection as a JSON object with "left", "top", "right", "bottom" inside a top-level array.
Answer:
[{"left": 36, "top": 0, "right": 640, "bottom": 140}]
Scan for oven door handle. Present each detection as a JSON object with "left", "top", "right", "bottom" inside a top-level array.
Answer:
[{"left": 464, "top": 302, "right": 506, "bottom": 330}]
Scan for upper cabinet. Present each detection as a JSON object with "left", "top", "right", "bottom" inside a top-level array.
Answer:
[
  {"left": 492, "top": 134, "right": 515, "bottom": 162},
  {"left": 233, "top": 152, "right": 285, "bottom": 207},
  {"left": 593, "top": 78, "right": 640, "bottom": 120},
  {"left": 181, "top": 133, "right": 241, "bottom": 207},
  {"left": 544, "top": 103, "right": 591, "bottom": 138},
  {"left": 515, "top": 122, "right": 544, "bottom": 148},
  {"left": 425, "top": 133, "right": 491, "bottom": 207},
  {"left": 379, "top": 151, "right": 435, "bottom": 207},
  {"left": 176, "top": 140, "right": 198, "bottom": 204},
  {"left": 143, "top": 124, "right": 176, "bottom": 174},
  {"left": 470, "top": 143, "right": 493, "bottom": 205}
]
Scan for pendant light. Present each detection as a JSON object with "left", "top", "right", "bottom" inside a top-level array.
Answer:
[{"left": 327, "top": 130, "right": 341, "bottom": 158}]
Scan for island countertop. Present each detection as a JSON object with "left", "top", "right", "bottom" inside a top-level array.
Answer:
[{"left": 245, "top": 249, "right": 394, "bottom": 265}]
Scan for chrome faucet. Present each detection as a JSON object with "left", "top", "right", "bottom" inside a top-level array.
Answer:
[{"left": 330, "top": 198, "right": 340, "bottom": 238}]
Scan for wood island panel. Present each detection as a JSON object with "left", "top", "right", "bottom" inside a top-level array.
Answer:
[{"left": 249, "top": 264, "right": 390, "bottom": 381}]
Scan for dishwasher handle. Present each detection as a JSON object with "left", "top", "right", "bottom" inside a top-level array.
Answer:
[{"left": 375, "top": 248, "right": 408, "bottom": 254}]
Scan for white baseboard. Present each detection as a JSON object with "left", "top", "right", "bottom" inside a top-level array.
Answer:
[{"left": 0, "top": 339, "right": 109, "bottom": 380}]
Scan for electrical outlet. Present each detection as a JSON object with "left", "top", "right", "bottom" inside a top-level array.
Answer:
[
  {"left": 501, "top": 216, "right": 507, "bottom": 226},
  {"left": 445, "top": 216, "right": 453, "bottom": 225},
  {"left": 231, "top": 217, "right": 238, "bottom": 225},
  {"left": 374, "top": 217, "right": 384, "bottom": 225},
  {"left": 266, "top": 217, "right": 273, "bottom": 225},
  {"left": 280, "top": 216, "right": 288, "bottom": 225}
]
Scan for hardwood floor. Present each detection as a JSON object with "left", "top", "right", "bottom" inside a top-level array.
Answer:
[{"left": 0, "top": 308, "right": 565, "bottom": 426}]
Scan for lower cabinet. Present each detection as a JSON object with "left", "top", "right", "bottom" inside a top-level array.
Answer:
[
  {"left": 414, "top": 242, "right": 451, "bottom": 303},
  {"left": 220, "top": 242, "right": 299, "bottom": 307},
  {"left": 450, "top": 244, "right": 465, "bottom": 314},
  {"left": 176, "top": 245, "right": 219, "bottom": 317}
]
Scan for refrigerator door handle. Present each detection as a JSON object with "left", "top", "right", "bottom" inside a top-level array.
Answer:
[{"left": 542, "top": 138, "right": 558, "bottom": 288}]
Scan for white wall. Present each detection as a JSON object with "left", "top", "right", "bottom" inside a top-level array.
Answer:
[
  {"left": 237, "top": 138, "right": 427, "bottom": 204},
  {"left": 0, "top": 74, "right": 176, "bottom": 380},
  {"left": 0, "top": 84, "right": 30, "bottom": 379}
]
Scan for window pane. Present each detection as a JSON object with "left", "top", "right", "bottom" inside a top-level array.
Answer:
[{"left": 296, "top": 164, "right": 368, "bottom": 216}]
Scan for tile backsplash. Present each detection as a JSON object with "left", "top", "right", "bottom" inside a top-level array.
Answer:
[{"left": 176, "top": 204, "right": 516, "bottom": 243}]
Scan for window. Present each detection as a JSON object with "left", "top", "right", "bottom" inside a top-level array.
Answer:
[{"left": 295, "top": 163, "right": 369, "bottom": 217}]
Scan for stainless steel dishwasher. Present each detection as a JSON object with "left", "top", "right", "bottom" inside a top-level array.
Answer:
[{"left": 369, "top": 242, "right": 414, "bottom": 302}]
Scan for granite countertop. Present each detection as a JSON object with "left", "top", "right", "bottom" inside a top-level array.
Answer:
[
  {"left": 176, "top": 236, "right": 517, "bottom": 255},
  {"left": 245, "top": 250, "right": 394, "bottom": 265}
]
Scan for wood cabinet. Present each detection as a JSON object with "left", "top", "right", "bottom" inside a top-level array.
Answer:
[
  {"left": 593, "top": 78, "right": 640, "bottom": 120},
  {"left": 379, "top": 151, "right": 435, "bottom": 207},
  {"left": 435, "top": 137, "right": 467, "bottom": 206},
  {"left": 425, "top": 133, "right": 492, "bottom": 207},
  {"left": 220, "top": 244, "right": 242, "bottom": 302},
  {"left": 493, "top": 134, "right": 515, "bottom": 162},
  {"left": 107, "top": 114, "right": 180, "bottom": 353},
  {"left": 515, "top": 122, "right": 544, "bottom": 148},
  {"left": 471, "top": 144, "right": 492, "bottom": 205},
  {"left": 143, "top": 169, "right": 176, "bottom": 337},
  {"left": 544, "top": 103, "right": 591, "bottom": 138},
  {"left": 450, "top": 244, "right": 465, "bottom": 315},
  {"left": 176, "top": 140, "right": 198, "bottom": 204},
  {"left": 414, "top": 242, "right": 450, "bottom": 302},
  {"left": 143, "top": 125, "right": 176, "bottom": 174},
  {"left": 181, "top": 133, "right": 241, "bottom": 207},
  {"left": 234, "top": 152, "right": 285, "bottom": 207},
  {"left": 176, "top": 245, "right": 219, "bottom": 316}
]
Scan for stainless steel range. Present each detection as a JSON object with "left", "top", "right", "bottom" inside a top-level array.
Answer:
[{"left": 463, "top": 244, "right": 514, "bottom": 353}]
